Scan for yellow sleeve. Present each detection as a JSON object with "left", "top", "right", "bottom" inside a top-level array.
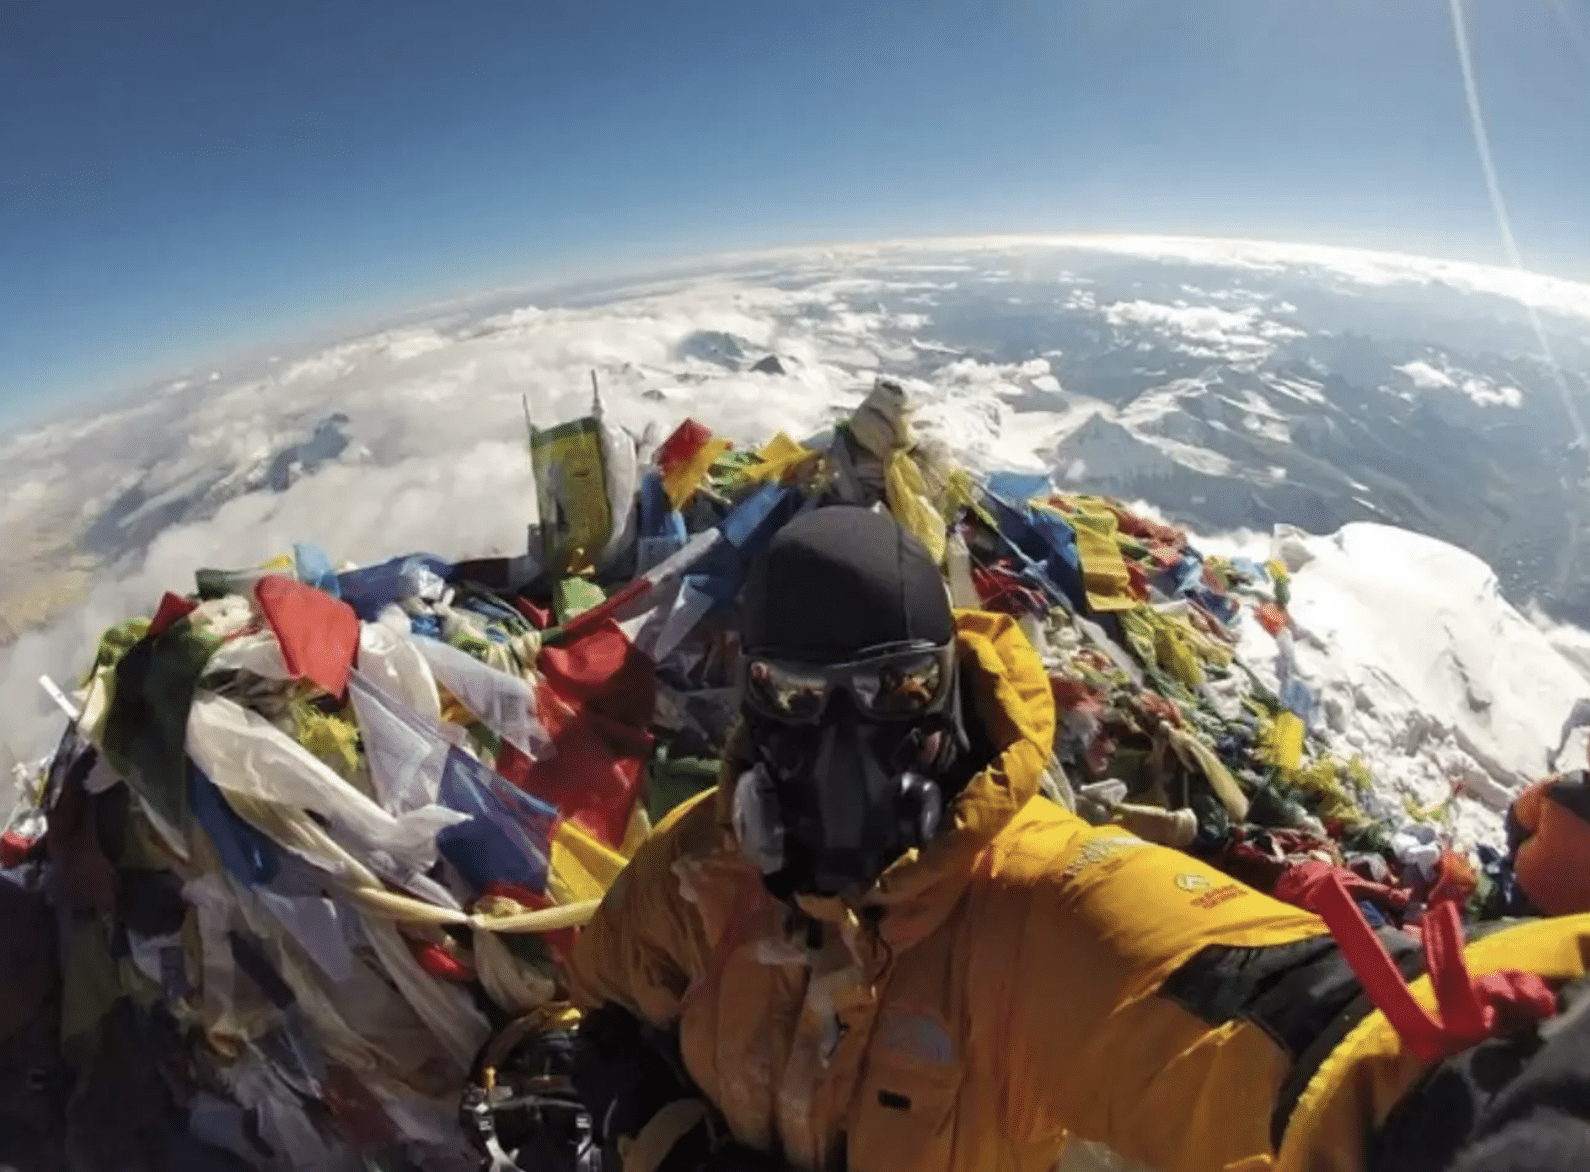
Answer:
[
  {"left": 565, "top": 789, "right": 720, "bottom": 1026},
  {"left": 987, "top": 817, "right": 1327, "bottom": 1172}
]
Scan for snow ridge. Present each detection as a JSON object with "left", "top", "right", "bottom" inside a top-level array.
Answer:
[{"left": 1204, "top": 521, "right": 1590, "bottom": 842}]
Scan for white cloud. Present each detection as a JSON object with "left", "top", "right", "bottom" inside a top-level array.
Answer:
[
  {"left": 1103, "top": 299, "right": 1303, "bottom": 363},
  {"left": 0, "top": 268, "right": 1027, "bottom": 763},
  {"left": 1526, "top": 600, "right": 1590, "bottom": 692},
  {"left": 0, "top": 479, "right": 51, "bottom": 527},
  {"left": 594, "top": 233, "right": 1590, "bottom": 326},
  {"left": 1397, "top": 360, "right": 1455, "bottom": 389},
  {"left": 1395, "top": 359, "right": 1523, "bottom": 408},
  {"left": 3, "top": 232, "right": 1579, "bottom": 769},
  {"left": 1464, "top": 380, "right": 1522, "bottom": 409},
  {"left": 852, "top": 233, "right": 1590, "bottom": 325}
]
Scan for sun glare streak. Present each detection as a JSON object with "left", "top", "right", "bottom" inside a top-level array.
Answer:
[{"left": 1449, "top": 0, "right": 1588, "bottom": 592}]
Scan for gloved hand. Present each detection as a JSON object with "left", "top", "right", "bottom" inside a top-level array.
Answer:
[
  {"left": 1509, "top": 772, "right": 1590, "bottom": 916},
  {"left": 1444, "top": 975, "right": 1590, "bottom": 1172},
  {"left": 1370, "top": 975, "right": 1590, "bottom": 1172},
  {"left": 572, "top": 1003, "right": 797, "bottom": 1172},
  {"left": 572, "top": 1002, "right": 695, "bottom": 1156}
]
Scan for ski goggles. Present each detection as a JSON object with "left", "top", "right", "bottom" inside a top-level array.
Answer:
[{"left": 740, "top": 640, "right": 957, "bottom": 725}]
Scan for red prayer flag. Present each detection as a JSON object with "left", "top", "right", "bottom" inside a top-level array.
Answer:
[
  {"left": 496, "top": 617, "right": 655, "bottom": 847},
  {"left": 408, "top": 938, "right": 473, "bottom": 982},
  {"left": 512, "top": 597, "right": 554, "bottom": 630},
  {"left": 1426, "top": 850, "right": 1479, "bottom": 909},
  {"left": 1256, "top": 601, "right": 1290, "bottom": 637},
  {"left": 1126, "top": 562, "right": 1151, "bottom": 601},
  {"left": 255, "top": 574, "right": 360, "bottom": 698},
  {"left": 148, "top": 592, "right": 198, "bottom": 638},
  {"left": 1050, "top": 678, "right": 1105, "bottom": 715},
  {"left": 654, "top": 419, "right": 714, "bottom": 478}
]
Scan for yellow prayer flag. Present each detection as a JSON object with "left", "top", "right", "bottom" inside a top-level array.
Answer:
[
  {"left": 662, "top": 437, "right": 733, "bottom": 510},
  {"left": 1272, "top": 711, "right": 1305, "bottom": 771}
]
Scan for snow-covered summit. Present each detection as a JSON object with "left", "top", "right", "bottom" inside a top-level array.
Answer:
[{"left": 1207, "top": 521, "right": 1590, "bottom": 843}]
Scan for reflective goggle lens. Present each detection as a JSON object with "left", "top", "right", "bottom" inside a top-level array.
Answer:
[
  {"left": 850, "top": 653, "right": 945, "bottom": 716},
  {"left": 744, "top": 648, "right": 949, "bottom": 722},
  {"left": 746, "top": 661, "right": 831, "bottom": 722}
]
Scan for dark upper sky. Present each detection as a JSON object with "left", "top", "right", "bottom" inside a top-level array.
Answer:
[{"left": 3, "top": 0, "right": 1588, "bottom": 417}]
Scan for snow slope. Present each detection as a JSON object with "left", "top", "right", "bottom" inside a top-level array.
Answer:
[{"left": 1202, "top": 521, "right": 1590, "bottom": 843}]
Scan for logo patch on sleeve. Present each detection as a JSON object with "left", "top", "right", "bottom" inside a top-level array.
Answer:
[
  {"left": 1188, "top": 882, "right": 1248, "bottom": 910},
  {"left": 1062, "top": 834, "right": 1149, "bottom": 879}
]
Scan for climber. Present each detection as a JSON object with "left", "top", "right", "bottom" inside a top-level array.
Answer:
[
  {"left": 1506, "top": 771, "right": 1590, "bottom": 917},
  {"left": 546, "top": 505, "right": 1590, "bottom": 1172}
]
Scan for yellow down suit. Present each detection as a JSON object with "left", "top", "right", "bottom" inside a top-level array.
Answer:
[{"left": 569, "top": 611, "right": 1590, "bottom": 1172}]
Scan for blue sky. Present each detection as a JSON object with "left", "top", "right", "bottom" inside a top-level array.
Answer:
[{"left": 3, "top": 0, "right": 1588, "bottom": 419}]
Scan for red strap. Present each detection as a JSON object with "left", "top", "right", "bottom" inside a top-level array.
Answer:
[
  {"left": 1288, "top": 862, "right": 1556, "bottom": 1062},
  {"left": 1274, "top": 860, "right": 1409, "bottom": 917}
]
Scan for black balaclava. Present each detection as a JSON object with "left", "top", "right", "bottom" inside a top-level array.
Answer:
[{"left": 736, "top": 505, "right": 965, "bottom": 900}]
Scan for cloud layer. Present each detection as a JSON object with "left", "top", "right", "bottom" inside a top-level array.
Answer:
[
  {"left": 0, "top": 263, "right": 1048, "bottom": 763},
  {"left": 7, "top": 234, "right": 1590, "bottom": 768}
]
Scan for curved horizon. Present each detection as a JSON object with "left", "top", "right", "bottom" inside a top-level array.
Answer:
[
  {"left": 6, "top": 1, "right": 1588, "bottom": 423},
  {"left": 21, "top": 229, "right": 1590, "bottom": 438}
]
